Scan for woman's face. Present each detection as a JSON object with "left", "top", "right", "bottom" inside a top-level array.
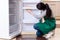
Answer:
[{"left": 40, "top": 10, "right": 46, "bottom": 16}]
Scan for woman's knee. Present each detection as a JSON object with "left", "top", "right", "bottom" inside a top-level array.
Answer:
[{"left": 33, "top": 24, "right": 39, "bottom": 30}]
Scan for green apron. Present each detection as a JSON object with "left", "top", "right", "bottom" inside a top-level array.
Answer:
[{"left": 36, "top": 16, "right": 56, "bottom": 34}]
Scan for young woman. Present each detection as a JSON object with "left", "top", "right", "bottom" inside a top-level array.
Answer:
[{"left": 26, "top": 2, "right": 56, "bottom": 38}]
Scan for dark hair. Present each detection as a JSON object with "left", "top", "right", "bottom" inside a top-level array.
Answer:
[
  {"left": 36, "top": 2, "right": 52, "bottom": 18},
  {"left": 36, "top": 2, "right": 46, "bottom": 10}
]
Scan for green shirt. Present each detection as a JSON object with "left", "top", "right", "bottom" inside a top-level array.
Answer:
[{"left": 36, "top": 16, "right": 56, "bottom": 34}]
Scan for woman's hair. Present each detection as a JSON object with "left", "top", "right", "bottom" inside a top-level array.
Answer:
[{"left": 36, "top": 2, "right": 52, "bottom": 18}]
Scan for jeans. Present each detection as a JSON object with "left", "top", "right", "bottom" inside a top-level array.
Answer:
[{"left": 34, "top": 24, "right": 43, "bottom": 37}]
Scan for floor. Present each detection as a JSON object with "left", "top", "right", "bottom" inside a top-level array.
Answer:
[
  {"left": 0, "top": 28, "right": 60, "bottom": 40},
  {"left": 11, "top": 28, "right": 60, "bottom": 40}
]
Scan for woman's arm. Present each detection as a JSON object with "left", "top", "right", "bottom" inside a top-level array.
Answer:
[
  {"left": 26, "top": 10, "right": 42, "bottom": 19},
  {"left": 26, "top": 10, "right": 45, "bottom": 23}
]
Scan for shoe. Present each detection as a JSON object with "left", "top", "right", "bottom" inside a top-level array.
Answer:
[{"left": 43, "top": 30, "right": 55, "bottom": 39}]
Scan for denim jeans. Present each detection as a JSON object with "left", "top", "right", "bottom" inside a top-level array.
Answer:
[{"left": 34, "top": 24, "right": 43, "bottom": 37}]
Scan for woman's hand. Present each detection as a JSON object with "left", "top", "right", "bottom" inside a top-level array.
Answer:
[
  {"left": 26, "top": 9, "right": 35, "bottom": 17},
  {"left": 26, "top": 9, "right": 32, "bottom": 13}
]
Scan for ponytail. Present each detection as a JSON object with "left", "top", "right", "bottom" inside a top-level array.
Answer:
[{"left": 45, "top": 4, "right": 52, "bottom": 18}]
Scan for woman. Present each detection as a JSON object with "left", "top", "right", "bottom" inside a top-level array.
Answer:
[{"left": 26, "top": 2, "right": 56, "bottom": 38}]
